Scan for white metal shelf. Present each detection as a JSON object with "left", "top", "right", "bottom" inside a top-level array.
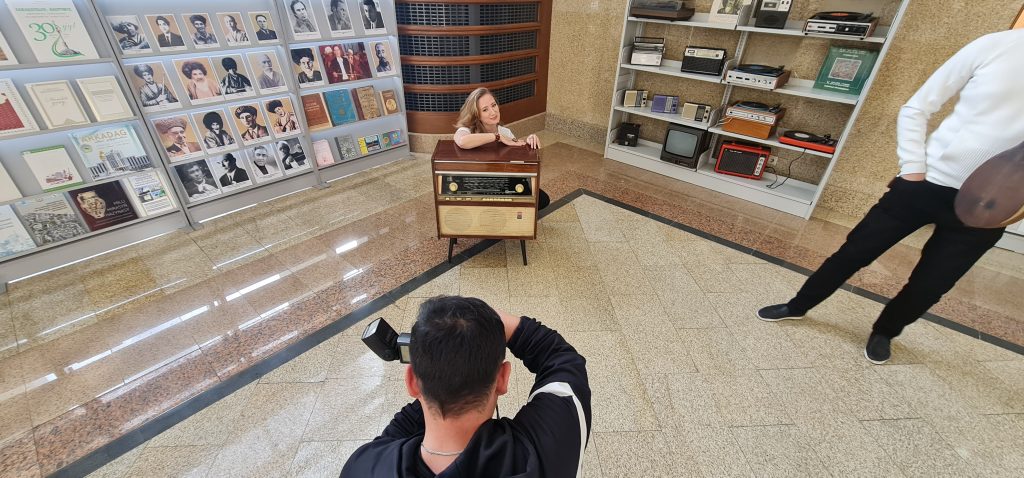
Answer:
[
  {"left": 613, "top": 105, "right": 711, "bottom": 130},
  {"left": 0, "top": 58, "right": 114, "bottom": 72},
  {"left": 627, "top": 13, "right": 737, "bottom": 30},
  {"left": 309, "top": 112, "right": 404, "bottom": 138},
  {"left": 621, "top": 59, "right": 726, "bottom": 84},
  {"left": 725, "top": 77, "right": 860, "bottom": 105},
  {"left": 708, "top": 126, "right": 834, "bottom": 158},
  {"left": 627, "top": 14, "right": 890, "bottom": 44},
  {"left": 0, "top": 116, "right": 142, "bottom": 142}
]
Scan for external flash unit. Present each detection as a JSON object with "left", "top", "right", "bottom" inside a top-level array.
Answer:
[{"left": 361, "top": 317, "right": 412, "bottom": 363}]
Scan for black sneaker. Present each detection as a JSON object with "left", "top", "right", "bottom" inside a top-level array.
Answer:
[
  {"left": 864, "top": 333, "right": 891, "bottom": 364},
  {"left": 756, "top": 304, "right": 804, "bottom": 322}
]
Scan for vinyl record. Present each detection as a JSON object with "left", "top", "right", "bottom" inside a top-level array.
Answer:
[
  {"left": 783, "top": 130, "right": 817, "bottom": 141},
  {"left": 734, "top": 101, "right": 770, "bottom": 110},
  {"left": 736, "top": 64, "right": 784, "bottom": 76},
  {"left": 813, "top": 11, "right": 873, "bottom": 22}
]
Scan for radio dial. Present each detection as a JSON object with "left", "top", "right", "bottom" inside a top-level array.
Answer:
[
  {"left": 515, "top": 184, "right": 525, "bottom": 193},
  {"left": 449, "top": 182, "right": 458, "bottom": 192}
]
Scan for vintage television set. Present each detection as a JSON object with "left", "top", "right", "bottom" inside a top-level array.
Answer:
[{"left": 660, "top": 123, "right": 711, "bottom": 169}]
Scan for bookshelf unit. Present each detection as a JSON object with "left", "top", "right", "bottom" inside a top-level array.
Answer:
[{"left": 606, "top": 1, "right": 909, "bottom": 219}]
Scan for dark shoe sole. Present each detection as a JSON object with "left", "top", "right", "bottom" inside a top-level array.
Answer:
[
  {"left": 864, "top": 348, "right": 889, "bottom": 365},
  {"left": 756, "top": 311, "right": 804, "bottom": 322}
]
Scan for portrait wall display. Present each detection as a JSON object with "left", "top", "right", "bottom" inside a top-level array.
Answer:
[
  {"left": 325, "top": 0, "right": 355, "bottom": 37},
  {"left": 208, "top": 151, "right": 252, "bottom": 191},
  {"left": 249, "top": 11, "right": 280, "bottom": 43},
  {"left": 107, "top": 15, "right": 152, "bottom": 55},
  {"left": 247, "top": 143, "right": 283, "bottom": 183},
  {"left": 338, "top": 41, "right": 372, "bottom": 81},
  {"left": 358, "top": 0, "right": 386, "bottom": 34},
  {"left": 277, "top": 137, "right": 309, "bottom": 173},
  {"left": 263, "top": 96, "right": 302, "bottom": 137},
  {"left": 127, "top": 62, "right": 181, "bottom": 112},
  {"left": 231, "top": 102, "right": 272, "bottom": 145},
  {"left": 247, "top": 51, "right": 289, "bottom": 94},
  {"left": 191, "top": 108, "right": 239, "bottom": 154},
  {"left": 146, "top": 14, "right": 187, "bottom": 51},
  {"left": 172, "top": 158, "right": 221, "bottom": 201},
  {"left": 286, "top": 0, "right": 321, "bottom": 40},
  {"left": 216, "top": 12, "right": 251, "bottom": 46},
  {"left": 291, "top": 47, "right": 325, "bottom": 87},
  {"left": 173, "top": 57, "right": 224, "bottom": 104},
  {"left": 213, "top": 54, "right": 257, "bottom": 99},
  {"left": 153, "top": 114, "right": 204, "bottom": 161},
  {"left": 368, "top": 40, "right": 395, "bottom": 76},
  {"left": 182, "top": 13, "right": 220, "bottom": 48}
]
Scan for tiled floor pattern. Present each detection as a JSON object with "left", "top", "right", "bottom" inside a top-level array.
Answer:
[
  {"left": 88, "top": 195, "right": 1024, "bottom": 478},
  {"left": 0, "top": 135, "right": 1021, "bottom": 476}
]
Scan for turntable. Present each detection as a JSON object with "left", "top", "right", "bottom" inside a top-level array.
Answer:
[
  {"left": 725, "top": 64, "right": 791, "bottom": 90},
  {"left": 779, "top": 130, "right": 837, "bottom": 154},
  {"left": 804, "top": 11, "right": 879, "bottom": 38}
]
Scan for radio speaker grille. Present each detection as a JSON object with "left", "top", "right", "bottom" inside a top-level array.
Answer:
[
  {"left": 396, "top": 3, "right": 470, "bottom": 26},
  {"left": 480, "top": 4, "right": 539, "bottom": 24},
  {"left": 401, "top": 64, "right": 472, "bottom": 85},
  {"left": 480, "top": 31, "right": 537, "bottom": 55},
  {"left": 399, "top": 35, "right": 471, "bottom": 56}
]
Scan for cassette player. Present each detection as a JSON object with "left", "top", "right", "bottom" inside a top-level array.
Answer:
[
  {"left": 440, "top": 174, "right": 533, "bottom": 197},
  {"left": 804, "top": 11, "right": 878, "bottom": 39}
]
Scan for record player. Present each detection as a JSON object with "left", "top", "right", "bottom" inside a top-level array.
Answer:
[
  {"left": 723, "top": 101, "right": 785, "bottom": 139},
  {"left": 804, "top": 11, "right": 879, "bottom": 38},
  {"left": 725, "top": 64, "right": 791, "bottom": 90},
  {"left": 779, "top": 130, "right": 838, "bottom": 154},
  {"left": 629, "top": 0, "right": 695, "bottom": 21}
]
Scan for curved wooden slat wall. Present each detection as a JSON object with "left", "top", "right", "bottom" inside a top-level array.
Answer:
[{"left": 396, "top": 0, "right": 551, "bottom": 134}]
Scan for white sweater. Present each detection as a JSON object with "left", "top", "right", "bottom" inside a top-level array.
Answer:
[{"left": 896, "top": 28, "right": 1024, "bottom": 188}]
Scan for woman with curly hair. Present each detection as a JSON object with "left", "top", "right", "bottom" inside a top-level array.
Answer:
[{"left": 181, "top": 61, "right": 222, "bottom": 100}]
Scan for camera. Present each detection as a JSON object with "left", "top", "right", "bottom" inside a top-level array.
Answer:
[{"left": 361, "top": 317, "right": 412, "bottom": 363}]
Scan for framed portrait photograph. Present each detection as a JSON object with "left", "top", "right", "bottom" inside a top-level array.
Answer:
[
  {"left": 25, "top": 80, "right": 90, "bottom": 128},
  {"left": 277, "top": 137, "right": 310, "bottom": 174},
  {"left": 286, "top": 0, "right": 321, "bottom": 40},
  {"left": 107, "top": 15, "right": 152, "bottom": 55},
  {"left": 263, "top": 97, "right": 301, "bottom": 138},
  {"left": 368, "top": 40, "right": 396, "bottom": 76},
  {"left": 0, "top": 31, "right": 18, "bottom": 66},
  {"left": 249, "top": 11, "right": 280, "bottom": 43},
  {"left": 247, "top": 51, "right": 289, "bottom": 94},
  {"left": 192, "top": 108, "right": 239, "bottom": 154},
  {"left": 319, "top": 44, "right": 347, "bottom": 84},
  {"left": 127, "top": 62, "right": 181, "bottom": 112},
  {"left": 247, "top": 143, "right": 283, "bottom": 183},
  {"left": 146, "top": 14, "right": 187, "bottom": 51},
  {"left": 153, "top": 114, "right": 204, "bottom": 161},
  {"left": 209, "top": 151, "right": 252, "bottom": 192},
  {"left": 291, "top": 47, "right": 325, "bottom": 88},
  {"left": 173, "top": 57, "right": 224, "bottom": 104},
  {"left": 231, "top": 103, "right": 272, "bottom": 145},
  {"left": 708, "top": 0, "right": 753, "bottom": 24},
  {"left": 76, "top": 76, "right": 134, "bottom": 122},
  {"left": 182, "top": 13, "right": 220, "bottom": 48},
  {"left": 324, "top": 0, "right": 355, "bottom": 37},
  {"left": 339, "top": 41, "right": 372, "bottom": 81},
  {"left": 216, "top": 12, "right": 251, "bottom": 46},
  {"left": 212, "top": 54, "right": 256, "bottom": 99},
  {"left": 358, "top": 0, "right": 387, "bottom": 34},
  {"left": 173, "top": 158, "right": 222, "bottom": 202}
]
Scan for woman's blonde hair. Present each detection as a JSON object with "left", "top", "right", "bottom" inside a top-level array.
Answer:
[{"left": 454, "top": 87, "right": 496, "bottom": 133}]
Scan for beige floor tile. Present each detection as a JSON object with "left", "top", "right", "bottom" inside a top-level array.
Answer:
[
  {"left": 260, "top": 339, "right": 335, "bottom": 384},
  {"left": 796, "top": 415, "right": 904, "bottom": 477},
  {"left": 927, "top": 414, "right": 1024, "bottom": 476},
  {"left": 206, "top": 382, "right": 322, "bottom": 477},
  {"left": 322, "top": 333, "right": 395, "bottom": 382},
  {"left": 875, "top": 365, "right": 976, "bottom": 419},
  {"left": 859, "top": 418, "right": 974, "bottom": 478},
  {"left": 728, "top": 323, "right": 808, "bottom": 370},
  {"left": 554, "top": 296, "right": 619, "bottom": 332},
  {"left": 0, "top": 297, "right": 18, "bottom": 360},
  {"left": 572, "top": 331, "right": 658, "bottom": 432},
  {"left": 458, "top": 267, "right": 509, "bottom": 300},
  {"left": 703, "top": 369, "right": 793, "bottom": 427},
  {"left": 286, "top": 440, "right": 364, "bottom": 478},
  {"left": 462, "top": 242, "right": 509, "bottom": 268},
  {"left": 507, "top": 266, "right": 562, "bottom": 297},
  {"left": 640, "top": 266, "right": 701, "bottom": 298},
  {"left": 586, "top": 242, "right": 637, "bottom": 268},
  {"left": 302, "top": 377, "right": 403, "bottom": 441},
  {"left": 812, "top": 366, "right": 920, "bottom": 421},
  {"left": 658, "top": 291, "right": 727, "bottom": 329},
  {"left": 593, "top": 431, "right": 696, "bottom": 478},
  {"left": 759, "top": 368, "right": 843, "bottom": 420},
  {"left": 730, "top": 424, "right": 828, "bottom": 477},
  {"left": 406, "top": 267, "right": 460, "bottom": 298},
  {"left": 146, "top": 382, "right": 258, "bottom": 448},
  {"left": 124, "top": 445, "right": 219, "bottom": 478},
  {"left": 595, "top": 264, "right": 651, "bottom": 296},
  {"left": 926, "top": 360, "right": 1024, "bottom": 415},
  {"left": 678, "top": 328, "right": 752, "bottom": 373},
  {"left": 669, "top": 424, "right": 753, "bottom": 478},
  {"left": 684, "top": 262, "right": 744, "bottom": 294},
  {"left": 85, "top": 445, "right": 144, "bottom": 478},
  {"left": 627, "top": 239, "right": 685, "bottom": 266},
  {"left": 982, "top": 360, "right": 1024, "bottom": 392},
  {"left": 552, "top": 266, "right": 609, "bottom": 300}
]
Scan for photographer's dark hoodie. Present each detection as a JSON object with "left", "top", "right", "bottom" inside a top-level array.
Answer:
[{"left": 341, "top": 317, "right": 592, "bottom": 477}]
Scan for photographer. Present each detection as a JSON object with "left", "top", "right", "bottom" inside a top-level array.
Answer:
[{"left": 342, "top": 296, "right": 591, "bottom": 477}]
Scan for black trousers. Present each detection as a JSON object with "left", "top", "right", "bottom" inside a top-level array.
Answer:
[{"left": 787, "top": 177, "right": 1005, "bottom": 338}]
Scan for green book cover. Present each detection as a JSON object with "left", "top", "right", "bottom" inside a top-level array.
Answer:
[{"left": 813, "top": 46, "right": 879, "bottom": 95}]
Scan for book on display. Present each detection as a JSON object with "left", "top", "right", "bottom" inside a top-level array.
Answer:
[
  {"left": 7, "top": 0, "right": 100, "bottom": 63},
  {"left": 71, "top": 124, "right": 153, "bottom": 180},
  {"left": 0, "top": 204, "right": 35, "bottom": 257},
  {"left": 13, "top": 193, "right": 88, "bottom": 246},
  {"left": 22, "top": 145, "right": 82, "bottom": 192},
  {"left": 66, "top": 181, "right": 139, "bottom": 232}
]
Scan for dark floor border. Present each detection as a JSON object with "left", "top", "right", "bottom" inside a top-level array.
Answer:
[{"left": 52, "top": 187, "right": 1019, "bottom": 477}]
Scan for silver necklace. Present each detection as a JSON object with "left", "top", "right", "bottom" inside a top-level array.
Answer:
[{"left": 420, "top": 443, "right": 463, "bottom": 457}]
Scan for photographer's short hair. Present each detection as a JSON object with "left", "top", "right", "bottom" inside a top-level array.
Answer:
[{"left": 411, "top": 296, "right": 506, "bottom": 418}]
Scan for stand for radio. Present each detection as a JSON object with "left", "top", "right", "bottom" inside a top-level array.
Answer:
[{"left": 431, "top": 140, "right": 542, "bottom": 266}]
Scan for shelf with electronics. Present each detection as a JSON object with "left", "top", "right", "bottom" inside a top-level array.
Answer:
[
  {"left": 607, "top": 0, "right": 909, "bottom": 219},
  {"left": 0, "top": 0, "right": 189, "bottom": 292}
]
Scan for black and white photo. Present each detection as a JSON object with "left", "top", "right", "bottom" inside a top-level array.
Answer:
[
  {"left": 287, "top": 0, "right": 320, "bottom": 40},
  {"left": 108, "top": 15, "right": 152, "bottom": 54},
  {"left": 173, "top": 159, "right": 221, "bottom": 201},
  {"left": 193, "top": 109, "right": 238, "bottom": 153},
  {"left": 183, "top": 13, "right": 220, "bottom": 48},
  {"left": 278, "top": 138, "right": 309, "bottom": 173},
  {"left": 209, "top": 152, "right": 252, "bottom": 191},
  {"left": 154, "top": 115, "right": 203, "bottom": 160},
  {"left": 326, "top": 0, "right": 355, "bottom": 37},
  {"left": 146, "top": 15, "right": 186, "bottom": 51},
  {"left": 217, "top": 12, "right": 250, "bottom": 46},
  {"left": 368, "top": 40, "right": 395, "bottom": 76},
  {"left": 359, "top": 0, "right": 386, "bottom": 34},
  {"left": 248, "top": 144, "right": 283, "bottom": 182},
  {"left": 129, "top": 62, "right": 180, "bottom": 112},
  {"left": 214, "top": 54, "right": 255, "bottom": 98},
  {"left": 247, "top": 51, "right": 289, "bottom": 94},
  {"left": 250, "top": 11, "right": 279, "bottom": 43},
  {"left": 291, "top": 48, "right": 325, "bottom": 87}
]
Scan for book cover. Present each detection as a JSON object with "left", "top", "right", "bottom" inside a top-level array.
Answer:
[
  {"left": 71, "top": 124, "right": 153, "bottom": 180},
  {"left": 335, "top": 134, "right": 359, "bottom": 162},
  {"left": 313, "top": 139, "right": 335, "bottom": 167},
  {"left": 76, "top": 76, "right": 134, "bottom": 122},
  {"left": 323, "top": 89, "right": 358, "bottom": 125},
  {"left": 0, "top": 79, "right": 40, "bottom": 137},
  {"left": 814, "top": 46, "right": 879, "bottom": 95},
  {"left": 12, "top": 193, "right": 88, "bottom": 246},
  {"left": 352, "top": 86, "right": 380, "bottom": 120},
  {"left": 26, "top": 80, "right": 89, "bottom": 128},
  {"left": 7, "top": 0, "right": 100, "bottom": 63},
  {"left": 0, "top": 204, "right": 35, "bottom": 257},
  {"left": 383, "top": 129, "right": 403, "bottom": 148},
  {"left": 301, "top": 93, "right": 332, "bottom": 131},
  {"left": 22, "top": 145, "right": 82, "bottom": 191},
  {"left": 358, "top": 134, "right": 381, "bottom": 154},
  {"left": 67, "top": 181, "right": 139, "bottom": 232},
  {"left": 125, "top": 170, "right": 175, "bottom": 216},
  {"left": 380, "top": 89, "right": 400, "bottom": 115},
  {"left": 0, "top": 31, "right": 18, "bottom": 66},
  {"left": 0, "top": 163, "right": 22, "bottom": 202}
]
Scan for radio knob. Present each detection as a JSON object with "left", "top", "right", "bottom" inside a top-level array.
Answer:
[
  {"left": 449, "top": 182, "right": 458, "bottom": 192},
  {"left": 515, "top": 184, "right": 525, "bottom": 193}
]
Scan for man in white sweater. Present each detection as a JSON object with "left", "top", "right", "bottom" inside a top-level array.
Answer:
[{"left": 756, "top": 28, "right": 1024, "bottom": 364}]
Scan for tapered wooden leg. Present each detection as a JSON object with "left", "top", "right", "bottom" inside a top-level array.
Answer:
[
  {"left": 520, "top": 240, "right": 527, "bottom": 266},
  {"left": 448, "top": 238, "right": 456, "bottom": 263}
]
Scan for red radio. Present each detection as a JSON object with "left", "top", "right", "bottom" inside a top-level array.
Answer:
[{"left": 715, "top": 142, "right": 771, "bottom": 179}]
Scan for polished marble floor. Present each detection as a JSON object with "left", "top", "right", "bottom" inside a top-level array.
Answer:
[{"left": 0, "top": 134, "right": 1022, "bottom": 477}]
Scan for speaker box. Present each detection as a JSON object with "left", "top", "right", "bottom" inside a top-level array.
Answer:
[{"left": 755, "top": 10, "right": 790, "bottom": 28}]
